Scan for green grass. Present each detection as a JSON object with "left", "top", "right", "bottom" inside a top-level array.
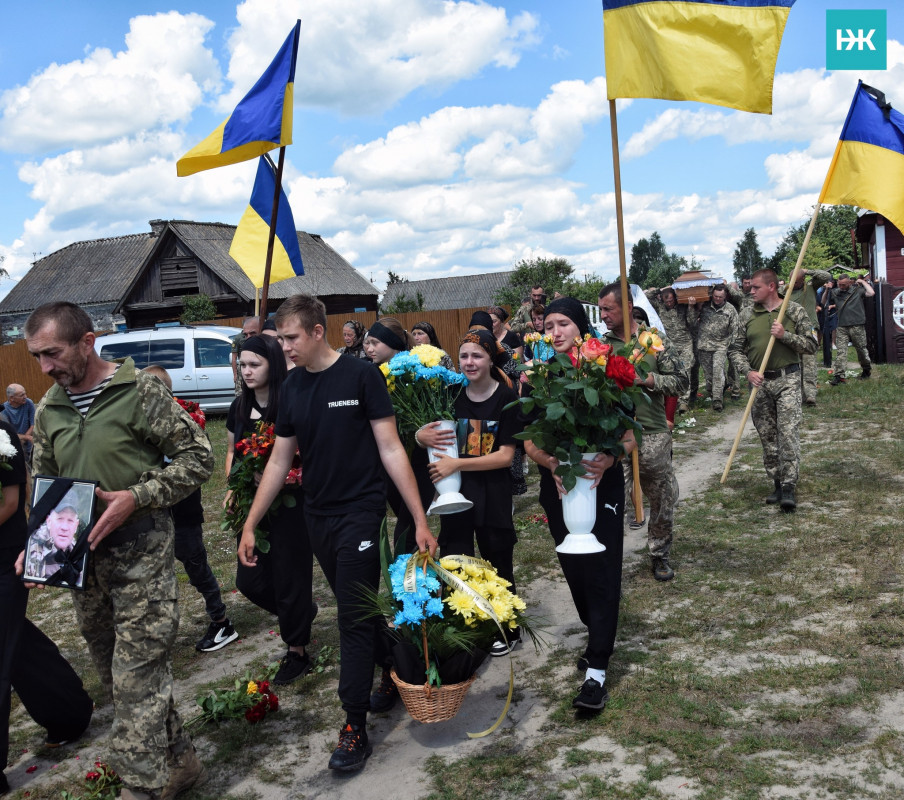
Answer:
[{"left": 10, "top": 363, "right": 904, "bottom": 800}]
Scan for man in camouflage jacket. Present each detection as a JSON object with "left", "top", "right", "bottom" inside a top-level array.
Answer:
[
  {"left": 599, "top": 284, "right": 688, "bottom": 582},
  {"left": 687, "top": 285, "right": 739, "bottom": 411},
  {"left": 727, "top": 270, "right": 816, "bottom": 511},
  {"left": 21, "top": 302, "right": 213, "bottom": 800},
  {"left": 645, "top": 287, "right": 694, "bottom": 413},
  {"left": 782, "top": 268, "right": 831, "bottom": 404}
]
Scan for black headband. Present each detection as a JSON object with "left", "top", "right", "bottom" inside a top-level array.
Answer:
[
  {"left": 544, "top": 297, "right": 592, "bottom": 338},
  {"left": 368, "top": 321, "right": 407, "bottom": 352}
]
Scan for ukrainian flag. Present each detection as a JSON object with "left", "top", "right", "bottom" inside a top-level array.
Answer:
[
  {"left": 229, "top": 156, "right": 304, "bottom": 288},
  {"left": 603, "top": 0, "right": 795, "bottom": 114},
  {"left": 820, "top": 82, "right": 904, "bottom": 235},
  {"left": 177, "top": 21, "right": 300, "bottom": 177}
]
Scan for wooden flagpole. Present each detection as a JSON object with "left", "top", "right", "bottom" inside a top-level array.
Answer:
[
  {"left": 258, "top": 147, "right": 286, "bottom": 329},
  {"left": 720, "top": 203, "right": 822, "bottom": 483},
  {"left": 608, "top": 99, "right": 644, "bottom": 523}
]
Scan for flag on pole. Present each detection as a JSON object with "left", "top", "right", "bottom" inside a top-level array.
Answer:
[
  {"left": 177, "top": 21, "right": 300, "bottom": 177},
  {"left": 603, "top": 0, "right": 795, "bottom": 114},
  {"left": 819, "top": 82, "right": 904, "bottom": 235},
  {"left": 229, "top": 156, "right": 304, "bottom": 288}
]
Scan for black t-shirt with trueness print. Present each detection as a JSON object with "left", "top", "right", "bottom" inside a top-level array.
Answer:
[{"left": 275, "top": 356, "right": 394, "bottom": 516}]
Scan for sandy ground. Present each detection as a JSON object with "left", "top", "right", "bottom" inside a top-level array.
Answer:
[{"left": 3, "top": 409, "right": 769, "bottom": 799}]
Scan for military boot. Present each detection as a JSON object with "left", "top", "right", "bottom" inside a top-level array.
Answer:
[
  {"left": 780, "top": 484, "right": 797, "bottom": 512},
  {"left": 765, "top": 480, "right": 782, "bottom": 505}
]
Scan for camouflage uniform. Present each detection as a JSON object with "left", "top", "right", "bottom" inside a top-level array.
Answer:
[
  {"left": 785, "top": 269, "right": 831, "bottom": 403},
  {"left": 688, "top": 300, "right": 739, "bottom": 405},
  {"left": 33, "top": 358, "right": 213, "bottom": 793},
  {"left": 725, "top": 285, "right": 754, "bottom": 397},
  {"left": 509, "top": 303, "right": 535, "bottom": 335},
  {"left": 24, "top": 524, "right": 56, "bottom": 579},
  {"left": 831, "top": 284, "right": 872, "bottom": 380},
  {"left": 728, "top": 302, "right": 816, "bottom": 487},
  {"left": 646, "top": 290, "right": 695, "bottom": 409},
  {"left": 603, "top": 328, "right": 687, "bottom": 560}
]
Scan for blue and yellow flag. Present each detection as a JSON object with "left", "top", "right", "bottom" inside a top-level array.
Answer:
[
  {"left": 177, "top": 21, "right": 300, "bottom": 177},
  {"left": 820, "top": 82, "right": 904, "bottom": 235},
  {"left": 229, "top": 157, "right": 304, "bottom": 288},
  {"left": 603, "top": 0, "right": 795, "bottom": 114}
]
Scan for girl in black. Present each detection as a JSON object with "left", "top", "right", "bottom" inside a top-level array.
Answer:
[
  {"left": 417, "top": 329, "right": 523, "bottom": 656},
  {"left": 523, "top": 298, "right": 636, "bottom": 711},
  {"left": 365, "top": 318, "right": 437, "bottom": 554},
  {"left": 226, "top": 334, "right": 315, "bottom": 685}
]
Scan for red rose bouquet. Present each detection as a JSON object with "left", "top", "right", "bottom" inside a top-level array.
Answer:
[
  {"left": 221, "top": 420, "right": 301, "bottom": 553},
  {"left": 510, "top": 331, "right": 659, "bottom": 490},
  {"left": 175, "top": 397, "right": 205, "bottom": 429},
  {"left": 188, "top": 670, "right": 280, "bottom": 729}
]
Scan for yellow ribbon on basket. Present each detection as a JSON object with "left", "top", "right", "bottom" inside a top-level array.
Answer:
[{"left": 403, "top": 551, "right": 515, "bottom": 738}]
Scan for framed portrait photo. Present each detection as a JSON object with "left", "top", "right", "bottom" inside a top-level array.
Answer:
[{"left": 23, "top": 476, "right": 97, "bottom": 590}]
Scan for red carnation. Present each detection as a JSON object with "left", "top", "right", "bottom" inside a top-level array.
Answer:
[
  {"left": 606, "top": 355, "right": 636, "bottom": 390},
  {"left": 268, "top": 693, "right": 279, "bottom": 711}
]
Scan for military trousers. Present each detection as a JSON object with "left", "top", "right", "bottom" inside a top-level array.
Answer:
[
  {"left": 751, "top": 372, "right": 802, "bottom": 486},
  {"left": 698, "top": 347, "right": 729, "bottom": 402},
  {"left": 671, "top": 340, "right": 695, "bottom": 406},
  {"left": 72, "top": 512, "right": 190, "bottom": 792},
  {"left": 832, "top": 325, "right": 870, "bottom": 380},
  {"left": 623, "top": 431, "right": 679, "bottom": 558},
  {"left": 800, "top": 351, "right": 818, "bottom": 403}
]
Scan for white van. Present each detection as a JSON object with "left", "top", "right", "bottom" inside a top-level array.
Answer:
[{"left": 94, "top": 325, "right": 239, "bottom": 412}]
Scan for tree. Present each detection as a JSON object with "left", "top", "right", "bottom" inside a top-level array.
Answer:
[
  {"left": 732, "top": 228, "right": 765, "bottom": 282},
  {"left": 766, "top": 205, "right": 859, "bottom": 279},
  {"left": 629, "top": 232, "right": 686, "bottom": 289},
  {"left": 0, "top": 254, "right": 7, "bottom": 280},
  {"left": 180, "top": 293, "right": 216, "bottom": 324},
  {"left": 381, "top": 291, "right": 425, "bottom": 316},
  {"left": 493, "top": 257, "right": 574, "bottom": 308}
]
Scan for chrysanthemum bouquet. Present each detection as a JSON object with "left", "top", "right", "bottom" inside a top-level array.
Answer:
[
  {"left": 378, "top": 344, "right": 467, "bottom": 444},
  {"left": 372, "top": 551, "right": 533, "bottom": 687},
  {"left": 511, "top": 327, "right": 665, "bottom": 490},
  {"left": 221, "top": 420, "right": 301, "bottom": 553}
]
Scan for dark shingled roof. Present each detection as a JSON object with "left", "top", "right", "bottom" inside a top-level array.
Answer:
[
  {"left": 0, "top": 220, "right": 376, "bottom": 314},
  {"left": 0, "top": 233, "right": 156, "bottom": 313},
  {"left": 166, "top": 221, "right": 376, "bottom": 301},
  {"left": 382, "top": 271, "right": 515, "bottom": 311}
]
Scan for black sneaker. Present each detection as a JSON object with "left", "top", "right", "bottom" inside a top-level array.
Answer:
[
  {"left": 369, "top": 669, "right": 398, "bottom": 712},
  {"left": 273, "top": 649, "right": 312, "bottom": 685},
  {"left": 489, "top": 630, "right": 521, "bottom": 657},
  {"left": 572, "top": 678, "right": 609, "bottom": 711},
  {"left": 576, "top": 653, "right": 589, "bottom": 672},
  {"left": 195, "top": 619, "right": 238, "bottom": 652},
  {"left": 328, "top": 724, "right": 372, "bottom": 772}
]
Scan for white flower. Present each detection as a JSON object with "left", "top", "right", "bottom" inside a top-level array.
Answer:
[{"left": 0, "top": 429, "right": 16, "bottom": 459}]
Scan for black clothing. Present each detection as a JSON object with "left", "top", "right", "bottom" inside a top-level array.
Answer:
[
  {"left": 538, "top": 462, "right": 624, "bottom": 671},
  {"left": 1, "top": 426, "right": 92, "bottom": 775},
  {"left": 275, "top": 357, "right": 394, "bottom": 516},
  {"left": 439, "top": 384, "right": 522, "bottom": 589},
  {"left": 228, "top": 398, "right": 313, "bottom": 647},
  {"left": 500, "top": 330, "right": 522, "bottom": 351},
  {"left": 172, "top": 490, "right": 226, "bottom": 623}
]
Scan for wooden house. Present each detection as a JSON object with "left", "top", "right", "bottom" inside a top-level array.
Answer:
[{"left": 0, "top": 219, "right": 378, "bottom": 341}]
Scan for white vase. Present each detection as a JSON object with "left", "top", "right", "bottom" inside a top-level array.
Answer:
[
  {"left": 556, "top": 451, "right": 606, "bottom": 554},
  {"left": 426, "top": 420, "right": 473, "bottom": 516}
]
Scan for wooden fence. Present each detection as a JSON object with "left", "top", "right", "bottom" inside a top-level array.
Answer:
[{"left": 0, "top": 307, "right": 502, "bottom": 403}]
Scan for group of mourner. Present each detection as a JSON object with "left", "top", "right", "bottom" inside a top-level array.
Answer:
[{"left": 0, "top": 264, "right": 873, "bottom": 796}]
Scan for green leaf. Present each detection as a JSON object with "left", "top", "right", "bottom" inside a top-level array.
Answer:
[{"left": 583, "top": 386, "right": 599, "bottom": 406}]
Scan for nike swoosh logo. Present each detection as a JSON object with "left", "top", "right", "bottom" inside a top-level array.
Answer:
[
  {"left": 358, "top": 541, "right": 375, "bottom": 552},
  {"left": 213, "top": 629, "right": 231, "bottom": 643}
]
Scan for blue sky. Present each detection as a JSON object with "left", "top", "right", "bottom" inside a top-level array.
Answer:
[{"left": 0, "top": 0, "right": 900, "bottom": 298}]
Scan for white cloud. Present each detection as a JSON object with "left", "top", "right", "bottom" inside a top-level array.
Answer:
[
  {"left": 0, "top": 12, "right": 220, "bottom": 153},
  {"left": 219, "top": 0, "right": 540, "bottom": 115}
]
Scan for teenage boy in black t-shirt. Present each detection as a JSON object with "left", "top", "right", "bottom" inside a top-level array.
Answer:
[{"left": 240, "top": 294, "right": 437, "bottom": 774}]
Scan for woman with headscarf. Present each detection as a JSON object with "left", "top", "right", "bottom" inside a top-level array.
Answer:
[
  {"left": 337, "top": 320, "right": 370, "bottom": 361},
  {"left": 416, "top": 329, "right": 523, "bottom": 656},
  {"left": 227, "top": 334, "right": 316, "bottom": 686},
  {"left": 522, "top": 298, "right": 636, "bottom": 712},
  {"left": 487, "top": 306, "right": 524, "bottom": 360},
  {"left": 363, "top": 318, "right": 435, "bottom": 559},
  {"left": 411, "top": 321, "right": 455, "bottom": 370}
]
